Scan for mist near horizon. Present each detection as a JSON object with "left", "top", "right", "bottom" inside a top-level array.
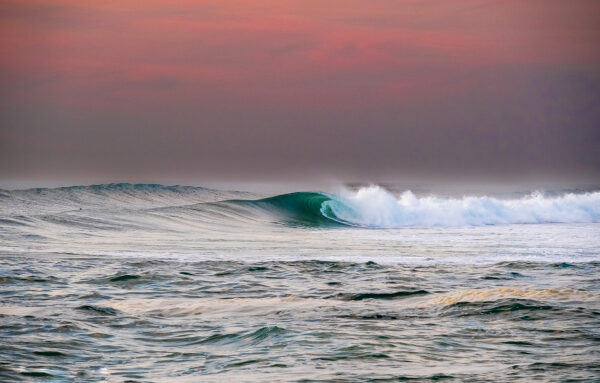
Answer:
[{"left": 1, "top": 0, "right": 599, "bottom": 184}]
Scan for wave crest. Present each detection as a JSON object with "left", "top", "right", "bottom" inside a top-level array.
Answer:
[
  {"left": 229, "top": 186, "right": 600, "bottom": 228},
  {"left": 323, "top": 186, "right": 600, "bottom": 227}
]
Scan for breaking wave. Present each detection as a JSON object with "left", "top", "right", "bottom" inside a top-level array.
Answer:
[
  {"left": 2, "top": 183, "right": 599, "bottom": 229},
  {"left": 226, "top": 185, "right": 600, "bottom": 228}
]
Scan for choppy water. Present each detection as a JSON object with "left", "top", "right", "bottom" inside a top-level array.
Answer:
[{"left": 1, "top": 183, "right": 599, "bottom": 382}]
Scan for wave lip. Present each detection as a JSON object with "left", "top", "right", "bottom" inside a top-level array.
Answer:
[{"left": 224, "top": 186, "right": 600, "bottom": 228}]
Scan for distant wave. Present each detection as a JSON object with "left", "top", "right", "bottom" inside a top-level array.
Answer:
[
  {"left": 225, "top": 185, "right": 600, "bottom": 228},
  {"left": 0, "top": 183, "right": 247, "bottom": 217},
  {"left": 1, "top": 183, "right": 215, "bottom": 199}
]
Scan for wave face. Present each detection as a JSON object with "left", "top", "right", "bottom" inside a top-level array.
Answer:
[
  {"left": 0, "top": 183, "right": 249, "bottom": 217},
  {"left": 226, "top": 186, "right": 600, "bottom": 228},
  {"left": 224, "top": 192, "right": 337, "bottom": 227}
]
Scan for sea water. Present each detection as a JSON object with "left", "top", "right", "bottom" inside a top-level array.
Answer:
[{"left": 1, "top": 183, "right": 599, "bottom": 381}]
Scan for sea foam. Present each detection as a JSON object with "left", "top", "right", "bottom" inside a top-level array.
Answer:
[{"left": 322, "top": 185, "right": 600, "bottom": 227}]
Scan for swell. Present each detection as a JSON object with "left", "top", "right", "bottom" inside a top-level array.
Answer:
[
  {"left": 0, "top": 183, "right": 247, "bottom": 231},
  {"left": 2, "top": 184, "right": 600, "bottom": 230},
  {"left": 0, "top": 183, "right": 234, "bottom": 217}
]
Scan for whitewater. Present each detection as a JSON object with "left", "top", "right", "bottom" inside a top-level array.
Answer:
[{"left": 1, "top": 183, "right": 599, "bottom": 381}]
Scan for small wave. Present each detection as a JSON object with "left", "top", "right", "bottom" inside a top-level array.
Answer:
[
  {"left": 0, "top": 306, "right": 49, "bottom": 317},
  {"left": 338, "top": 290, "right": 429, "bottom": 301},
  {"left": 428, "top": 287, "right": 598, "bottom": 306},
  {"left": 338, "top": 313, "right": 400, "bottom": 320},
  {"left": 99, "top": 297, "right": 319, "bottom": 317},
  {"left": 0, "top": 218, "right": 29, "bottom": 227},
  {"left": 200, "top": 326, "right": 287, "bottom": 346},
  {"left": 109, "top": 274, "right": 140, "bottom": 283},
  {"left": 76, "top": 305, "right": 119, "bottom": 316},
  {"left": 33, "top": 351, "right": 69, "bottom": 358},
  {"left": 29, "top": 183, "right": 209, "bottom": 194},
  {"left": 442, "top": 299, "right": 556, "bottom": 317},
  {"left": 20, "top": 371, "right": 56, "bottom": 378}
]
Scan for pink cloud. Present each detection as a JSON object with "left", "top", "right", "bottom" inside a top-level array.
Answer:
[{"left": 2, "top": 0, "right": 599, "bottom": 110}]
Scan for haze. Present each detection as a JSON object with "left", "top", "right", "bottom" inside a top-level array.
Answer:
[{"left": 1, "top": 0, "right": 599, "bottom": 185}]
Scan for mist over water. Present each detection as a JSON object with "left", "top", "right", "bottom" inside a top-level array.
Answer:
[{"left": 1, "top": 183, "right": 599, "bottom": 381}]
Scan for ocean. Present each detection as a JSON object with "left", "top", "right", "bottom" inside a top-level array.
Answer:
[{"left": 1, "top": 183, "right": 599, "bottom": 382}]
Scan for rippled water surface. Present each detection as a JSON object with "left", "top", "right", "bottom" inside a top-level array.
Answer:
[{"left": 1, "top": 184, "right": 599, "bottom": 382}]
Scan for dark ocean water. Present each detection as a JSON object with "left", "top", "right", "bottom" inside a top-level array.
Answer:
[{"left": 1, "top": 184, "right": 599, "bottom": 382}]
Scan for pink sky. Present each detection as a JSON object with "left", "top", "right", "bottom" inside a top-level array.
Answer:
[
  {"left": 3, "top": 0, "right": 598, "bottom": 109},
  {"left": 1, "top": 0, "right": 599, "bottom": 182}
]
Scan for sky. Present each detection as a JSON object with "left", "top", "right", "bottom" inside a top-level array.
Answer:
[{"left": 1, "top": 0, "right": 599, "bottom": 185}]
